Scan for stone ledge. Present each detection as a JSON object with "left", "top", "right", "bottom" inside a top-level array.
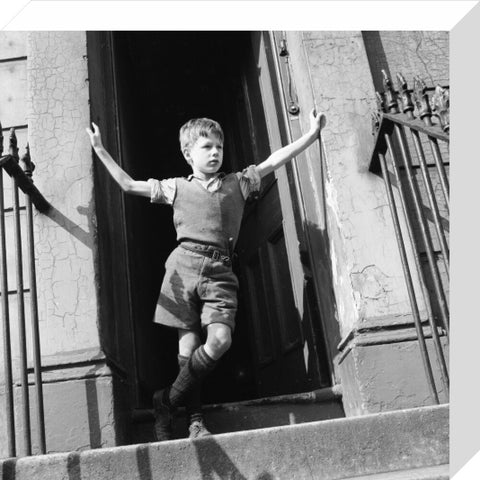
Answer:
[
  {"left": 337, "top": 320, "right": 446, "bottom": 362},
  {"left": 342, "top": 464, "right": 449, "bottom": 480},
  {"left": 337, "top": 335, "right": 448, "bottom": 416},
  {"left": 0, "top": 404, "right": 449, "bottom": 480},
  {"left": 132, "top": 387, "right": 345, "bottom": 443},
  {"left": 132, "top": 385, "right": 343, "bottom": 423},
  {"left": 5, "top": 462, "right": 449, "bottom": 480}
]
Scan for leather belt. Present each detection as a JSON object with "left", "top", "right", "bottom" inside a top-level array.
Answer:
[{"left": 180, "top": 244, "right": 232, "bottom": 266}]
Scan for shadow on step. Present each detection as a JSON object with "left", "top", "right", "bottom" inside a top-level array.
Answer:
[{"left": 135, "top": 437, "right": 276, "bottom": 480}]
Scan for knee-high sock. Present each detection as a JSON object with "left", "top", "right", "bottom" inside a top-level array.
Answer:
[
  {"left": 177, "top": 354, "right": 203, "bottom": 421},
  {"left": 169, "top": 345, "right": 216, "bottom": 408}
]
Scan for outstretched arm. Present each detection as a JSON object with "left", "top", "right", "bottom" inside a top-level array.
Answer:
[
  {"left": 86, "top": 122, "right": 151, "bottom": 197},
  {"left": 255, "top": 109, "right": 325, "bottom": 179}
]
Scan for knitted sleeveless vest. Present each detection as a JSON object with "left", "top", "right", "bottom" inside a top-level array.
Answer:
[{"left": 173, "top": 174, "right": 245, "bottom": 250}]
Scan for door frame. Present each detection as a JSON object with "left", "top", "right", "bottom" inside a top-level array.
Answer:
[
  {"left": 250, "top": 32, "right": 306, "bottom": 323},
  {"left": 89, "top": 31, "right": 334, "bottom": 409},
  {"left": 252, "top": 31, "right": 335, "bottom": 385},
  {"left": 86, "top": 31, "right": 141, "bottom": 408}
]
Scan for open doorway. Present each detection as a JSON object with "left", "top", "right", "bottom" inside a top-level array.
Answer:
[{"left": 91, "top": 31, "right": 331, "bottom": 409}]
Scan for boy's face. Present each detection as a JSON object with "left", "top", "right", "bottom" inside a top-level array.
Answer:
[{"left": 184, "top": 133, "right": 223, "bottom": 179}]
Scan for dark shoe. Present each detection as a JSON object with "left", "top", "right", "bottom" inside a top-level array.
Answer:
[
  {"left": 153, "top": 388, "right": 173, "bottom": 441},
  {"left": 188, "top": 418, "right": 212, "bottom": 439}
]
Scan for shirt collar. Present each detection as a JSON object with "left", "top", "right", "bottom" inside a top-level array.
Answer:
[{"left": 187, "top": 172, "right": 226, "bottom": 182}]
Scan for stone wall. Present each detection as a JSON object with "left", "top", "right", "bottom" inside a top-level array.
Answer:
[
  {"left": 284, "top": 31, "right": 448, "bottom": 414},
  {"left": 0, "top": 31, "right": 118, "bottom": 457},
  {"left": 286, "top": 31, "right": 420, "bottom": 342},
  {"left": 26, "top": 32, "right": 100, "bottom": 363}
]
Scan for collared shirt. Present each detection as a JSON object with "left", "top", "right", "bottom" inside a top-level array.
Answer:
[{"left": 148, "top": 164, "right": 261, "bottom": 205}]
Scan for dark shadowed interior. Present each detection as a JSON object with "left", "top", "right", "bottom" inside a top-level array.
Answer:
[{"left": 91, "top": 32, "right": 329, "bottom": 408}]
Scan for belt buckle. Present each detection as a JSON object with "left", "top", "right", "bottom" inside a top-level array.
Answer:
[{"left": 212, "top": 250, "right": 221, "bottom": 261}]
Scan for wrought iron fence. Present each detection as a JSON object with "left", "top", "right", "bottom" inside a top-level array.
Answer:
[
  {"left": 0, "top": 123, "right": 49, "bottom": 457},
  {"left": 369, "top": 72, "right": 449, "bottom": 404}
]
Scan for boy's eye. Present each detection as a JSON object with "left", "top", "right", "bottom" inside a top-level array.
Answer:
[{"left": 202, "top": 144, "right": 222, "bottom": 150}]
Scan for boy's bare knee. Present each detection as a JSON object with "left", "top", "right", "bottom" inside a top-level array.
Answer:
[
  {"left": 206, "top": 324, "right": 232, "bottom": 358},
  {"left": 178, "top": 330, "right": 201, "bottom": 357}
]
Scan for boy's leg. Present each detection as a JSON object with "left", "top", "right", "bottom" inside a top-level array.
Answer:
[
  {"left": 177, "top": 354, "right": 211, "bottom": 438},
  {"left": 177, "top": 354, "right": 202, "bottom": 418},
  {"left": 204, "top": 323, "right": 233, "bottom": 360},
  {"left": 178, "top": 329, "right": 202, "bottom": 357},
  {"left": 168, "top": 323, "right": 232, "bottom": 407},
  {"left": 153, "top": 329, "right": 201, "bottom": 441},
  {"left": 180, "top": 325, "right": 232, "bottom": 438},
  {"left": 154, "top": 324, "right": 232, "bottom": 440},
  {"left": 178, "top": 329, "right": 203, "bottom": 422}
]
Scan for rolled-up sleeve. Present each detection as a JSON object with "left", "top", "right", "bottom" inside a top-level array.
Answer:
[
  {"left": 237, "top": 165, "right": 261, "bottom": 200},
  {"left": 147, "top": 178, "right": 176, "bottom": 205}
]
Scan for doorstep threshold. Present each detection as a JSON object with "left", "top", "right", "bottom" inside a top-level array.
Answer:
[{"left": 132, "top": 385, "right": 342, "bottom": 423}]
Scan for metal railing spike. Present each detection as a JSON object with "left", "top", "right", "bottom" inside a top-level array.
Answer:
[
  {"left": 20, "top": 143, "right": 35, "bottom": 176},
  {"left": 396, "top": 73, "right": 414, "bottom": 117},
  {"left": 8, "top": 128, "right": 19, "bottom": 160},
  {"left": 382, "top": 70, "right": 399, "bottom": 113},
  {"left": 375, "top": 91, "right": 386, "bottom": 113},
  {"left": 413, "top": 76, "right": 432, "bottom": 121},
  {"left": 0, "top": 121, "right": 3, "bottom": 157},
  {"left": 431, "top": 85, "right": 450, "bottom": 133}
]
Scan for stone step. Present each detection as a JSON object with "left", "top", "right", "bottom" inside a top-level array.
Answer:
[
  {"left": 132, "top": 386, "right": 345, "bottom": 443},
  {"left": 0, "top": 404, "right": 448, "bottom": 480},
  {"left": 342, "top": 464, "right": 449, "bottom": 480}
]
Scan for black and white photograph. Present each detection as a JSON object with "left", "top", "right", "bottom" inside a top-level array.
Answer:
[{"left": 0, "top": 1, "right": 474, "bottom": 478}]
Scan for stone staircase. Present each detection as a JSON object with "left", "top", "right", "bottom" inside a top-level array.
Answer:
[{"left": 0, "top": 404, "right": 448, "bottom": 480}]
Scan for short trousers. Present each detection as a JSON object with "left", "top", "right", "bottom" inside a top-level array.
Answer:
[{"left": 153, "top": 244, "right": 239, "bottom": 332}]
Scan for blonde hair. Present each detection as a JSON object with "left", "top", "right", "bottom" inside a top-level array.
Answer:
[{"left": 179, "top": 118, "right": 224, "bottom": 156}]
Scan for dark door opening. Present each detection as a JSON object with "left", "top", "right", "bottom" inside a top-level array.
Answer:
[{"left": 106, "top": 31, "right": 330, "bottom": 408}]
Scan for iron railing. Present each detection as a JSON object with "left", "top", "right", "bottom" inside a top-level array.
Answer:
[
  {"left": 369, "top": 72, "right": 449, "bottom": 404},
  {"left": 0, "top": 123, "right": 49, "bottom": 457}
]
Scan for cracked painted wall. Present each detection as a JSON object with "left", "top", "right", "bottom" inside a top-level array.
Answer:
[
  {"left": 284, "top": 31, "right": 449, "bottom": 414},
  {"left": 26, "top": 32, "right": 101, "bottom": 364},
  {"left": 0, "top": 32, "right": 117, "bottom": 457},
  {"left": 287, "top": 31, "right": 423, "bottom": 340},
  {"left": 364, "top": 31, "right": 449, "bottom": 92}
]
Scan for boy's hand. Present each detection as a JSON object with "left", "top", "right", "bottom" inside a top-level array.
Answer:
[
  {"left": 309, "top": 108, "right": 326, "bottom": 135},
  {"left": 86, "top": 122, "right": 103, "bottom": 149}
]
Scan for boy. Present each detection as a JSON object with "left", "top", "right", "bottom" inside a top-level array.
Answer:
[{"left": 86, "top": 108, "right": 325, "bottom": 441}]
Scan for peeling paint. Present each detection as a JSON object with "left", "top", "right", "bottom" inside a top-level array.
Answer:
[
  {"left": 301, "top": 32, "right": 432, "bottom": 337},
  {"left": 26, "top": 32, "right": 100, "bottom": 359}
]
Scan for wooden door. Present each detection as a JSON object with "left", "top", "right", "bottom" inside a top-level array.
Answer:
[
  {"left": 227, "top": 34, "right": 323, "bottom": 397},
  {"left": 86, "top": 32, "right": 138, "bottom": 398}
]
